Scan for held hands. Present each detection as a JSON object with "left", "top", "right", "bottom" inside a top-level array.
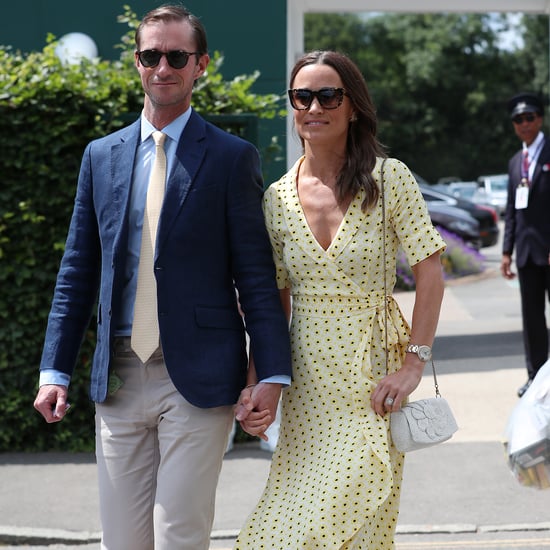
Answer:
[
  {"left": 370, "top": 358, "right": 423, "bottom": 416},
  {"left": 33, "top": 384, "right": 71, "bottom": 423},
  {"left": 235, "top": 382, "right": 282, "bottom": 442}
]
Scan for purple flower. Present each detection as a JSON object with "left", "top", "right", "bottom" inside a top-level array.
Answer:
[{"left": 395, "top": 227, "right": 484, "bottom": 290}]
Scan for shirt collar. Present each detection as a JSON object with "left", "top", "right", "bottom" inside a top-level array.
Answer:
[
  {"left": 140, "top": 107, "right": 193, "bottom": 144},
  {"left": 524, "top": 131, "right": 545, "bottom": 157}
]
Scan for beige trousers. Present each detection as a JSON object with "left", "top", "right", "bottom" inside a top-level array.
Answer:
[{"left": 95, "top": 346, "right": 234, "bottom": 550}]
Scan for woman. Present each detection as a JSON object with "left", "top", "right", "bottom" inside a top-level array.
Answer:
[{"left": 235, "top": 50, "right": 445, "bottom": 549}]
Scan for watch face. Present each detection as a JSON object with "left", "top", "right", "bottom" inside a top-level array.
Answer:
[{"left": 418, "top": 345, "right": 432, "bottom": 361}]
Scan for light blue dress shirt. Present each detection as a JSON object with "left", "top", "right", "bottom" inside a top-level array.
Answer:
[{"left": 114, "top": 111, "right": 191, "bottom": 336}]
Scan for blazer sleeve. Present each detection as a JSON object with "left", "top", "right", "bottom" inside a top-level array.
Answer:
[
  {"left": 39, "top": 143, "right": 102, "bottom": 377},
  {"left": 224, "top": 140, "right": 292, "bottom": 381},
  {"left": 502, "top": 152, "right": 519, "bottom": 256}
]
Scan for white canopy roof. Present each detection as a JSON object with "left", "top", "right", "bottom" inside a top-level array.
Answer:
[{"left": 292, "top": 0, "right": 549, "bottom": 14}]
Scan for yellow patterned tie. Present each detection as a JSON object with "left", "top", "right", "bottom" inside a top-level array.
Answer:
[{"left": 131, "top": 131, "right": 167, "bottom": 362}]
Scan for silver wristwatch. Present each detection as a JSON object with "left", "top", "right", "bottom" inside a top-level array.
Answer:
[{"left": 406, "top": 344, "right": 432, "bottom": 362}]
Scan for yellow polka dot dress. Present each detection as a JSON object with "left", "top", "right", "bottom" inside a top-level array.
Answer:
[{"left": 234, "top": 157, "right": 446, "bottom": 549}]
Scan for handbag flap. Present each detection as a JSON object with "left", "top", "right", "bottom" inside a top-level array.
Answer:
[{"left": 400, "top": 398, "right": 458, "bottom": 444}]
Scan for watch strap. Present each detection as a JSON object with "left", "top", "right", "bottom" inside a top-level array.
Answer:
[{"left": 406, "top": 344, "right": 431, "bottom": 358}]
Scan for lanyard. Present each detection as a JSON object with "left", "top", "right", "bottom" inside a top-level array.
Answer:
[{"left": 522, "top": 138, "right": 545, "bottom": 185}]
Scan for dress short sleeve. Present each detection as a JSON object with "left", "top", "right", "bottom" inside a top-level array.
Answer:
[
  {"left": 263, "top": 184, "right": 291, "bottom": 289},
  {"left": 381, "top": 158, "right": 446, "bottom": 266}
]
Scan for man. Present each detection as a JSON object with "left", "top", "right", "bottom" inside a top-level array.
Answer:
[
  {"left": 501, "top": 92, "right": 550, "bottom": 398},
  {"left": 33, "top": 6, "right": 291, "bottom": 549}
]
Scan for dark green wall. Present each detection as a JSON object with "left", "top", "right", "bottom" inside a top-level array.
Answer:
[{"left": 0, "top": 0, "right": 287, "bottom": 182}]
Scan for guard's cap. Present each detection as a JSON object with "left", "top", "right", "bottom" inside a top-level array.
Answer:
[{"left": 508, "top": 92, "right": 544, "bottom": 118}]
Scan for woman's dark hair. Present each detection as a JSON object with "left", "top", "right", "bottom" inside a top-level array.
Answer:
[
  {"left": 289, "top": 50, "right": 386, "bottom": 211},
  {"left": 135, "top": 5, "right": 208, "bottom": 56}
]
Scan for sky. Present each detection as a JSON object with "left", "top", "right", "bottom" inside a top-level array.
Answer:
[{"left": 494, "top": 12, "right": 525, "bottom": 50}]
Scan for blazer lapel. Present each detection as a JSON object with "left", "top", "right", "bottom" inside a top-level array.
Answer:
[
  {"left": 111, "top": 120, "right": 140, "bottom": 254},
  {"left": 532, "top": 137, "right": 550, "bottom": 187},
  {"left": 157, "top": 111, "right": 207, "bottom": 255}
]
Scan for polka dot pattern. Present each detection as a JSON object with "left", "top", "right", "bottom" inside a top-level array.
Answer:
[{"left": 235, "top": 157, "right": 445, "bottom": 549}]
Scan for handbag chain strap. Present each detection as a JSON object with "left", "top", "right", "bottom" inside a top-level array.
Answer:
[{"left": 379, "top": 159, "right": 441, "bottom": 398}]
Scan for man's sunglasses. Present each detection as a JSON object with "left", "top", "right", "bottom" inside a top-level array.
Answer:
[
  {"left": 512, "top": 113, "right": 538, "bottom": 125},
  {"left": 137, "top": 49, "right": 200, "bottom": 69},
  {"left": 288, "top": 87, "right": 347, "bottom": 110}
]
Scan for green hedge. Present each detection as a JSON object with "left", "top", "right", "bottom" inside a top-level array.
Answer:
[{"left": 0, "top": 8, "right": 283, "bottom": 451}]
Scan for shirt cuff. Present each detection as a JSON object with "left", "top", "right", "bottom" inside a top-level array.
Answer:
[
  {"left": 39, "top": 370, "right": 71, "bottom": 388},
  {"left": 258, "top": 375, "right": 291, "bottom": 387}
]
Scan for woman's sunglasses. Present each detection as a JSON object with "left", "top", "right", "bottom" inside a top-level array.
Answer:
[
  {"left": 288, "top": 87, "right": 347, "bottom": 110},
  {"left": 137, "top": 49, "right": 200, "bottom": 69}
]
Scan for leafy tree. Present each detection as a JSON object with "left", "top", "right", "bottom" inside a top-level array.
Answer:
[
  {"left": 520, "top": 15, "right": 549, "bottom": 99},
  {"left": 304, "top": 12, "right": 548, "bottom": 182}
]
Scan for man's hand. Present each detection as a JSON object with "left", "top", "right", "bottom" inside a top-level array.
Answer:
[
  {"left": 501, "top": 254, "right": 516, "bottom": 280},
  {"left": 33, "top": 384, "right": 70, "bottom": 423},
  {"left": 235, "top": 383, "right": 282, "bottom": 441}
]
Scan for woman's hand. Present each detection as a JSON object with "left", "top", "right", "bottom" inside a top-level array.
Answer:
[
  {"left": 370, "top": 357, "right": 423, "bottom": 416},
  {"left": 238, "top": 409, "right": 272, "bottom": 441}
]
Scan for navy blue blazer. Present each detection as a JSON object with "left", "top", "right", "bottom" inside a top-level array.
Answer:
[
  {"left": 502, "top": 136, "right": 550, "bottom": 268},
  {"left": 39, "top": 110, "right": 292, "bottom": 406}
]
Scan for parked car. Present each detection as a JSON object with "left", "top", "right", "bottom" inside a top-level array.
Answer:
[
  {"left": 476, "top": 174, "right": 508, "bottom": 217},
  {"left": 437, "top": 176, "right": 462, "bottom": 184},
  {"left": 413, "top": 174, "right": 500, "bottom": 248},
  {"left": 444, "top": 180, "right": 494, "bottom": 212},
  {"left": 424, "top": 201, "right": 481, "bottom": 248},
  {"left": 445, "top": 181, "right": 478, "bottom": 201}
]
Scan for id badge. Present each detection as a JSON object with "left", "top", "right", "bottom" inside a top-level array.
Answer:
[{"left": 515, "top": 186, "right": 529, "bottom": 209}]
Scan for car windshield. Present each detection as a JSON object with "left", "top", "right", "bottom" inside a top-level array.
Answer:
[
  {"left": 458, "top": 187, "right": 476, "bottom": 199},
  {"left": 448, "top": 183, "right": 477, "bottom": 200},
  {"left": 490, "top": 178, "right": 508, "bottom": 192}
]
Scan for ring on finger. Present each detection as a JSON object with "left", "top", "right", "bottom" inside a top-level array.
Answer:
[{"left": 385, "top": 397, "right": 395, "bottom": 407}]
